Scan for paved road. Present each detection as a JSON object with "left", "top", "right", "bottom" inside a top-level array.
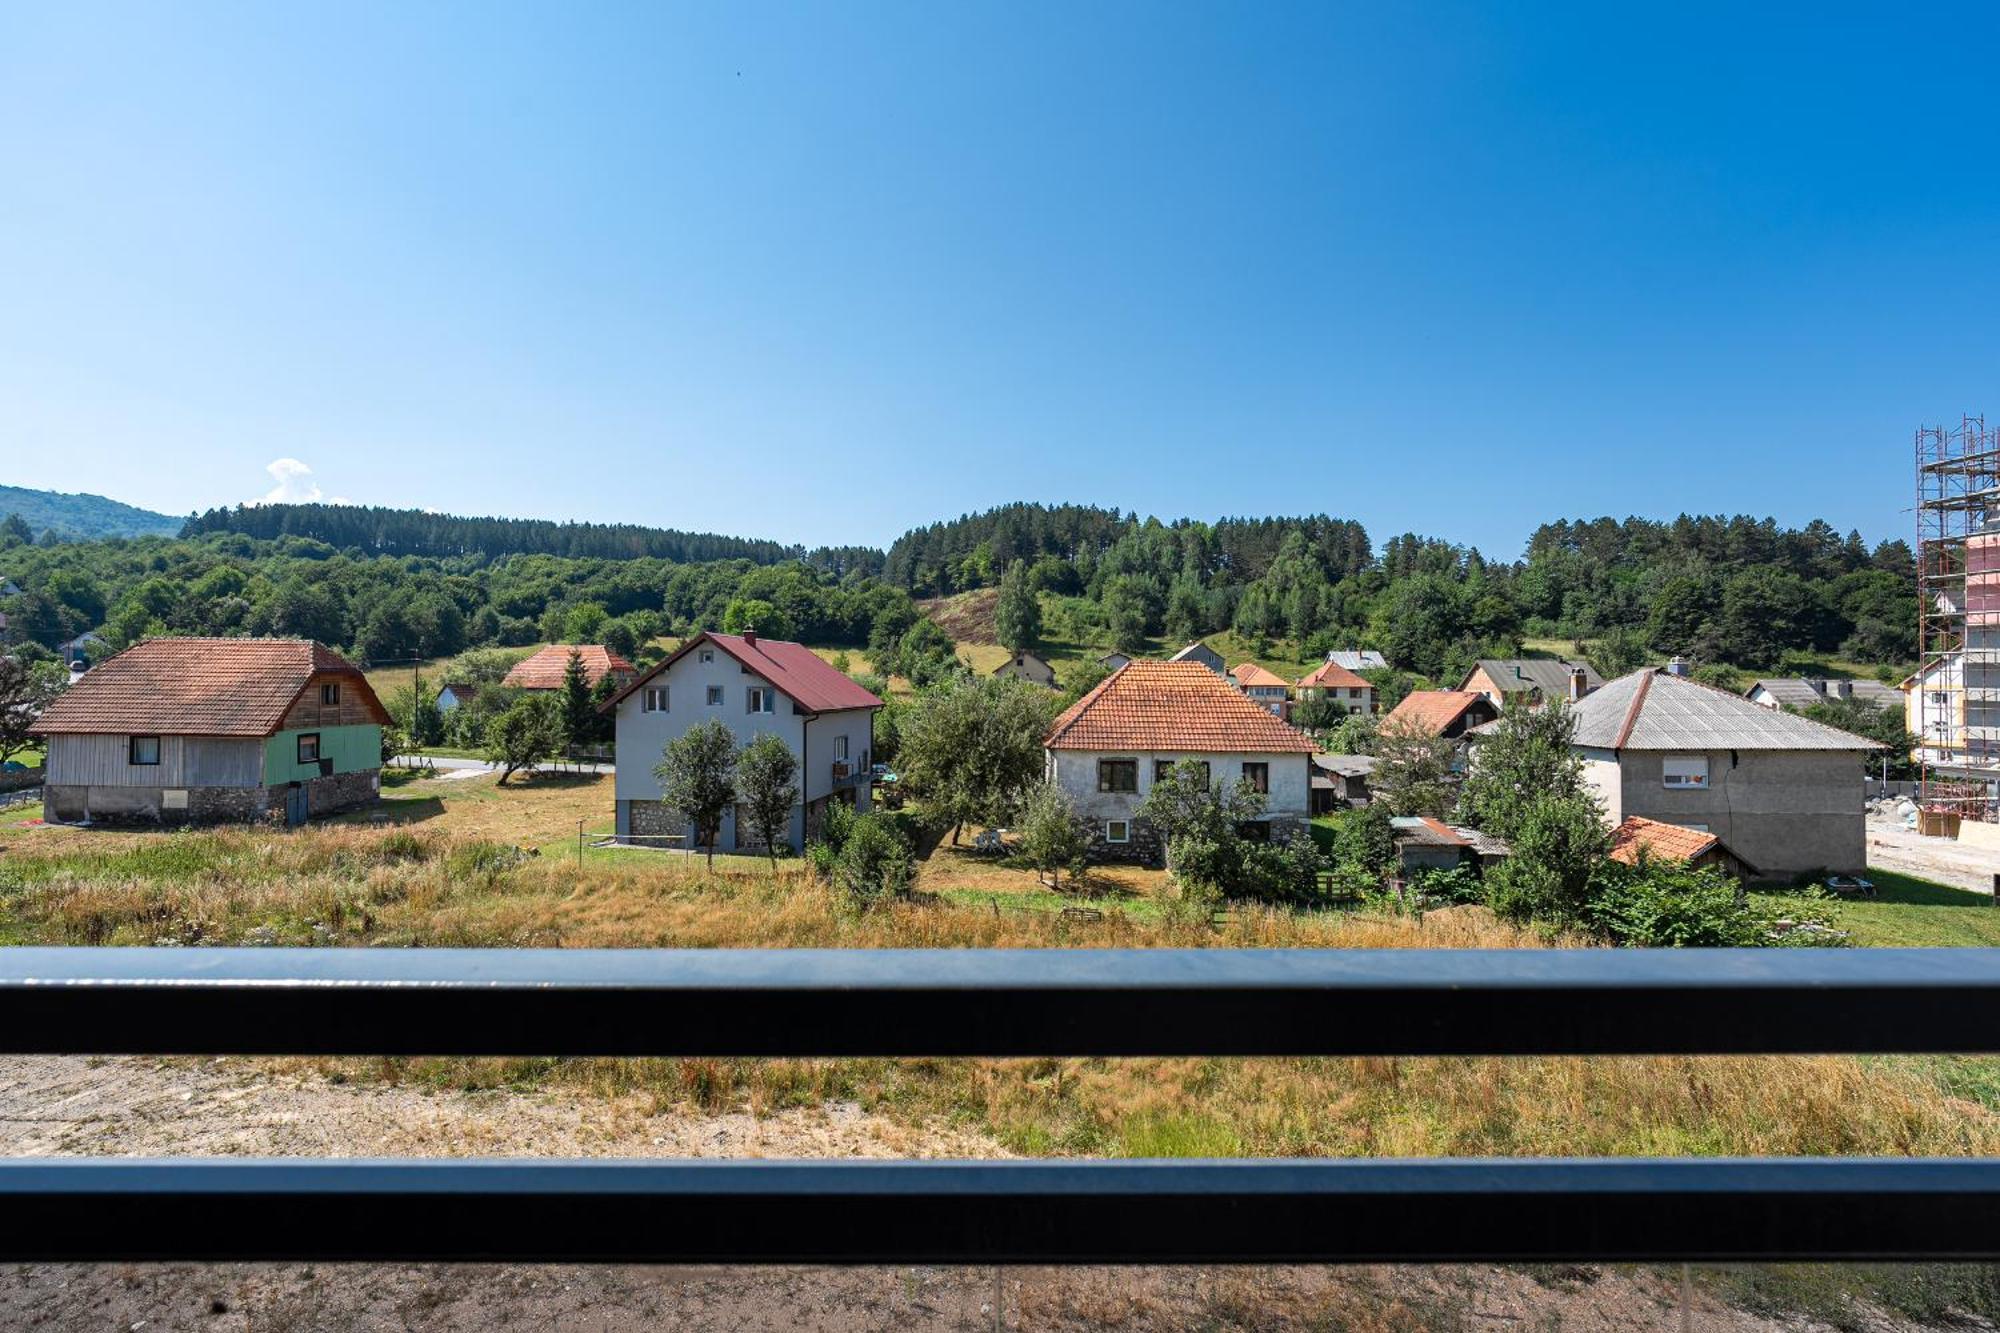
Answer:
[{"left": 389, "top": 756, "right": 613, "bottom": 780}]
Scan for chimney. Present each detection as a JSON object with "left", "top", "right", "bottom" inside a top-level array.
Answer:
[
  {"left": 1666, "top": 656, "right": 1690, "bottom": 678},
  {"left": 1568, "top": 666, "right": 1588, "bottom": 701},
  {"left": 742, "top": 629, "right": 758, "bottom": 648}
]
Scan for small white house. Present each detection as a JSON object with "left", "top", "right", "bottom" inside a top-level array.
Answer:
[
  {"left": 1044, "top": 661, "right": 1317, "bottom": 863},
  {"left": 605, "top": 631, "right": 882, "bottom": 854}
]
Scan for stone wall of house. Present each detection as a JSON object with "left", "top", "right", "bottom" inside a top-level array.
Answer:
[
  {"left": 625, "top": 799, "right": 682, "bottom": 839},
  {"left": 190, "top": 786, "right": 275, "bottom": 824},
  {"left": 44, "top": 770, "right": 377, "bottom": 827},
  {"left": 297, "top": 768, "right": 380, "bottom": 817},
  {"left": 1087, "top": 816, "right": 1165, "bottom": 866}
]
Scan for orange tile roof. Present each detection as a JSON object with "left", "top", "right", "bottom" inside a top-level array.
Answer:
[
  {"left": 1380, "top": 690, "right": 1485, "bottom": 737},
  {"left": 1046, "top": 661, "right": 1317, "bottom": 752},
  {"left": 502, "top": 644, "right": 638, "bottom": 691},
  {"left": 1231, "top": 663, "right": 1290, "bottom": 690},
  {"left": 1299, "top": 660, "right": 1371, "bottom": 690},
  {"left": 32, "top": 637, "right": 387, "bottom": 737},
  {"left": 1607, "top": 816, "right": 1720, "bottom": 866}
]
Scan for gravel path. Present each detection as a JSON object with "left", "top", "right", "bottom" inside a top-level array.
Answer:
[{"left": 1869, "top": 814, "right": 2000, "bottom": 894}]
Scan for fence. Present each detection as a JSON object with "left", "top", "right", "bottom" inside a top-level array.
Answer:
[{"left": 1, "top": 946, "right": 1998, "bottom": 1263}]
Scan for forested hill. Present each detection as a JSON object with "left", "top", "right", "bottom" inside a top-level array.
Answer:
[
  {"left": 0, "top": 485, "right": 181, "bottom": 541},
  {"left": 182, "top": 502, "right": 883, "bottom": 574}
]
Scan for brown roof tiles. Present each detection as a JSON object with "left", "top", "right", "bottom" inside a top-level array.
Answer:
[
  {"left": 1045, "top": 661, "right": 1316, "bottom": 752},
  {"left": 502, "top": 644, "right": 638, "bottom": 691},
  {"left": 31, "top": 637, "right": 387, "bottom": 737}
]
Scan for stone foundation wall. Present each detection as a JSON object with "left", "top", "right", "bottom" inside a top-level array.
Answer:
[
  {"left": 1087, "top": 816, "right": 1165, "bottom": 867},
  {"left": 625, "top": 800, "right": 683, "bottom": 839},
  {"left": 190, "top": 786, "right": 274, "bottom": 824},
  {"left": 297, "top": 769, "right": 379, "bottom": 817},
  {"left": 43, "top": 769, "right": 380, "bottom": 828}
]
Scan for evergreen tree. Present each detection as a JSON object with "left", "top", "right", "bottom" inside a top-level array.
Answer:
[
  {"left": 559, "top": 648, "right": 596, "bottom": 753},
  {"left": 993, "top": 560, "right": 1042, "bottom": 651}
]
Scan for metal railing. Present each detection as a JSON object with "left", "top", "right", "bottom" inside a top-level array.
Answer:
[{"left": 2, "top": 946, "right": 1999, "bottom": 1264}]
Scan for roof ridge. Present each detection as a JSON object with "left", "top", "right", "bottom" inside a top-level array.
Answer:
[{"left": 1611, "top": 671, "right": 1653, "bottom": 750}]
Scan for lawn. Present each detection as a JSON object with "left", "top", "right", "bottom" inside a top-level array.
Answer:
[{"left": 1800, "top": 868, "right": 2000, "bottom": 947}]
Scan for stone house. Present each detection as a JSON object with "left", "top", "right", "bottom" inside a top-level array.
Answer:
[
  {"left": 992, "top": 650, "right": 1058, "bottom": 688},
  {"left": 1569, "top": 665, "right": 1880, "bottom": 877},
  {"left": 1043, "top": 660, "right": 1317, "bottom": 863},
  {"left": 32, "top": 637, "right": 389, "bottom": 826},
  {"left": 604, "top": 631, "right": 882, "bottom": 854}
]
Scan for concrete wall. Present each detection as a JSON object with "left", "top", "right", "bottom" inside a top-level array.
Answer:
[
  {"left": 611, "top": 645, "right": 875, "bottom": 853},
  {"left": 1613, "top": 747, "right": 1869, "bottom": 876}
]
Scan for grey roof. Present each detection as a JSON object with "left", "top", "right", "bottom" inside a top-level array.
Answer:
[
  {"left": 1571, "top": 669, "right": 1883, "bottom": 751},
  {"left": 1749, "top": 677, "right": 1900, "bottom": 711},
  {"left": 1326, "top": 650, "right": 1387, "bottom": 671},
  {"left": 1314, "top": 753, "right": 1378, "bottom": 778},
  {"left": 1467, "top": 658, "right": 1604, "bottom": 698}
]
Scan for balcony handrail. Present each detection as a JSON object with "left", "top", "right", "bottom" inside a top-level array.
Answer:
[{"left": 5, "top": 946, "right": 2000, "bottom": 1264}]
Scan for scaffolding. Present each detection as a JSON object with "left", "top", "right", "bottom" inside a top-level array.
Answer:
[{"left": 1916, "top": 415, "right": 2000, "bottom": 820}]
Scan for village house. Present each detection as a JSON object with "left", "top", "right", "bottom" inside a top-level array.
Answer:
[
  {"left": 991, "top": 649, "right": 1058, "bottom": 688},
  {"left": 1324, "top": 649, "right": 1387, "bottom": 673},
  {"left": 1296, "top": 659, "right": 1375, "bottom": 715},
  {"left": 435, "top": 681, "right": 478, "bottom": 713},
  {"left": 1746, "top": 677, "right": 1900, "bottom": 713},
  {"left": 1459, "top": 658, "right": 1601, "bottom": 709},
  {"left": 1229, "top": 662, "right": 1291, "bottom": 715},
  {"left": 31, "top": 637, "right": 389, "bottom": 826},
  {"left": 502, "top": 643, "right": 637, "bottom": 692},
  {"left": 1380, "top": 689, "right": 1500, "bottom": 740},
  {"left": 1607, "top": 814, "right": 1759, "bottom": 880},
  {"left": 1043, "top": 660, "right": 1316, "bottom": 863},
  {"left": 604, "top": 631, "right": 881, "bottom": 855},
  {"left": 1169, "top": 641, "right": 1227, "bottom": 675},
  {"left": 1568, "top": 664, "right": 1879, "bottom": 877}
]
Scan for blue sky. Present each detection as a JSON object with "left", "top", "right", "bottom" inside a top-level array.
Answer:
[{"left": 2, "top": 3, "right": 1996, "bottom": 558}]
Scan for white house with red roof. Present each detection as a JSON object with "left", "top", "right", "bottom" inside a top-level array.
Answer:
[
  {"left": 602, "top": 630, "right": 883, "bottom": 854},
  {"left": 1043, "top": 660, "right": 1317, "bottom": 863}
]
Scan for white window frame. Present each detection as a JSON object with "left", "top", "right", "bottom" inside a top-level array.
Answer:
[
  {"left": 1105, "top": 820, "right": 1130, "bottom": 844},
  {"left": 1662, "top": 755, "right": 1710, "bottom": 789},
  {"left": 748, "top": 686, "right": 775, "bottom": 714},
  {"left": 833, "top": 735, "right": 849, "bottom": 761},
  {"left": 643, "top": 686, "right": 669, "bottom": 713}
]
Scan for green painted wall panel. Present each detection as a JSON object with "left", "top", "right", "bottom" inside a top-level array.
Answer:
[{"left": 262, "top": 725, "right": 382, "bottom": 785}]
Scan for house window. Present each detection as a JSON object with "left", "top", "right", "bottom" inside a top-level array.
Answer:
[
  {"left": 1154, "top": 759, "right": 1210, "bottom": 784},
  {"left": 1105, "top": 820, "right": 1130, "bottom": 844},
  {"left": 747, "top": 687, "right": 775, "bottom": 714},
  {"left": 1097, "top": 759, "right": 1138, "bottom": 793},
  {"left": 643, "top": 686, "right": 669, "bottom": 713},
  {"left": 320, "top": 682, "right": 340, "bottom": 706},
  {"left": 128, "top": 735, "right": 160, "bottom": 766},
  {"left": 1242, "top": 762, "right": 1269, "bottom": 794},
  {"left": 297, "top": 733, "right": 320, "bottom": 764},
  {"left": 1662, "top": 756, "right": 1710, "bottom": 789},
  {"left": 834, "top": 735, "right": 849, "bottom": 761},
  {"left": 699, "top": 649, "right": 715, "bottom": 664},
  {"left": 706, "top": 686, "right": 723, "bottom": 706}
]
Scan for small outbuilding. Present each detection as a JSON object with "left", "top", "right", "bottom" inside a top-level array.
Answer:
[{"left": 992, "top": 650, "right": 1059, "bottom": 688}]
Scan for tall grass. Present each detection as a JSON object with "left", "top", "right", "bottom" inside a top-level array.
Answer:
[{"left": 4, "top": 824, "right": 1999, "bottom": 1165}]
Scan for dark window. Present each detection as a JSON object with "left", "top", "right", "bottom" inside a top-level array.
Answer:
[
  {"left": 706, "top": 686, "right": 723, "bottom": 706},
  {"left": 128, "top": 735, "right": 160, "bottom": 766},
  {"left": 1154, "top": 759, "right": 1210, "bottom": 785},
  {"left": 1242, "top": 762, "right": 1269, "bottom": 794},
  {"left": 320, "top": 682, "right": 341, "bottom": 706},
  {"left": 1097, "top": 759, "right": 1137, "bottom": 793},
  {"left": 297, "top": 733, "right": 320, "bottom": 764}
]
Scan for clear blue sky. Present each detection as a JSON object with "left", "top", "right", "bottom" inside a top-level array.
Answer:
[{"left": 3, "top": 3, "right": 1996, "bottom": 558}]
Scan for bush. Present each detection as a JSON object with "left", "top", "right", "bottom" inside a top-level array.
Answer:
[
  {"left": 1586, "top": 858, "right": 1841, "bottom": 947},
  {"left": 1319, "top": 804, "right": 1395, "bottom": 880},
  {"left": 1481, "top": 793, "right": 1609, "bottom": 929},
  {"left": 1236, "top": 836, "right": 1329, "bottom": 906},
  {"left": 1016, "top": 781, "right": 1090, "bottom": 893},
  {"left": 835, "top": 812, "right": 915, "bottom": 905}
]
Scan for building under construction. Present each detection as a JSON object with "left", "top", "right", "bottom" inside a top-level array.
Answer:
[{"left": 1916, "top": 415, "right": 2000, "bottom": 819}]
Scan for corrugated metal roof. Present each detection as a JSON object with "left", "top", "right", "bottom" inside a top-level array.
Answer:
[
  {"left": 1466, "top": 658, "right": 1603, "bottom": 698},
  {"left": 1572, "top": 669, "right": 1882, "bottom": 751}
]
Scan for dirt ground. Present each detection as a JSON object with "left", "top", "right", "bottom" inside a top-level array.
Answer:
[
  {"left": 0, "top": 1055, "right": 1957, "bottom": 1331},
  {"left": 1868, "top": 810, "right": 2000, "bottom": 894}
]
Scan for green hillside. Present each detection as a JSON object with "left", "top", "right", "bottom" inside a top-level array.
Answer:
[{"left": 0, "top": 485, "right": 182, "bottom": 541}]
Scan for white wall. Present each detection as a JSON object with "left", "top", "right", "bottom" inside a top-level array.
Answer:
[{"left": 1048, "top": 748, "right": 1312, "bottom": 824}]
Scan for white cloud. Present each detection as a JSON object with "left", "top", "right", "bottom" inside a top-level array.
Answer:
[{"left": 254, "top": 457, "right": 324, "bottom": 505}]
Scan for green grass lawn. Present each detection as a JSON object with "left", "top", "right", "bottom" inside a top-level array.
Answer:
[{"left": 1795, "top": 869, "right": 2000, "bottom": 947}]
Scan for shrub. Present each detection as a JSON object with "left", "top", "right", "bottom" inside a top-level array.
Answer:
[
  {"left": 1235, "top": 836, "right": 1329, "bottom": 906},
  {"left": 1586, "top": 858, "right": 1842, "bottom": 947},
  {"left": 1320, "top": 804, "right": 1395, "bottom": 880},
  {"left": 834, "top": 812, "right": 915, "bottom": 905},
  {"left": 1481, "top": 793, "right": 1609, "bottom": 929},
  {"left": 1016, "top": 781, "right": 1090, "bottom": 893}
]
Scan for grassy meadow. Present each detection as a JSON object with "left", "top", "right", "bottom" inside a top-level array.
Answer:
[{"left": 3, "top": 772, "right": 1999, "bottom": 1170}]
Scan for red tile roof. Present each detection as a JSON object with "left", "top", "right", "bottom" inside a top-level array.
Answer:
[
  {"left": 1046, "top": 661, "right": 1317, "bottom": 752},
  {"left": 31, "top": 637, "right": 387, "bottom": 737},
  {"left": 1607, "top": 816, "right": 1720, "bottom": 866},
  {"left": 1299, "top": 660, "right": 1370, "bottom": 690},
  {"left": 502, "top": 644, "right": 638, "bottom": 691},
  {"left": 605, "top": 632, "right": 882, "bottom": 716},
  {"left": 1231, "top": 663, "right": 1290, "bottom": 690},
  {"left": 1381, "top": 690, "right": 1486, "bottom": 737}
]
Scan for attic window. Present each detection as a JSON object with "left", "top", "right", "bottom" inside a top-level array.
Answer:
[
  {"left": 1662, "top": 756, "right": 1709, "bottom": 789},
  {"left": 699, "top": 649, "right": 715, "bottom": 664},
  {"left": 128, "top": 736, "right": 160, "bottom": 766},
  {"left": 320, "top": 683, "right": 340, "bottom": 706}
]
